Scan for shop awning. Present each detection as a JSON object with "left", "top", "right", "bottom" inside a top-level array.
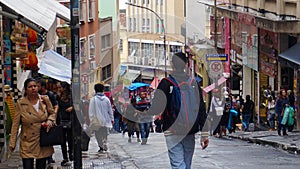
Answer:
[
  {"left": 122, "top": 70, "right": 140, "bottom": 85},
  {"left": 279, "top": 43, "right": 300, "bottom": 67},
  {"left": 0, "top": 0, "right": 70, "bottom": 32},
  {"left": 38, "top": 49, "right": 71, "bottom": 84}
]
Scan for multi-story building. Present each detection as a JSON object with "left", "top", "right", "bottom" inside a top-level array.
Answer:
[
  {"left": 99, "top": 0, "right": 120, "bottom": 87},
  {"left": 121, "top": 0, "right": 185, "bottom": 83},
  {"left": 200, "top": 0, "right": 300, "bottom": 128}
]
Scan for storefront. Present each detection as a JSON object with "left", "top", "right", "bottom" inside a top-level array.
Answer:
[
  {"left": 279, "top": 42, "right": 300, "bottom": 129},
  {"left": 0, "top": 0, "right": 70, "bottom": 161}
]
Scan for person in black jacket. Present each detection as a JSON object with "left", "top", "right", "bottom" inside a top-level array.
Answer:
[{"left": 147, "top": 52, "right": 208, "bottom": 169}]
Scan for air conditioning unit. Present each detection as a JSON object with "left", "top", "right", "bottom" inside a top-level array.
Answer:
[
  {"left": 148, "top": 58, "right": 156, "bottom": 66},
  {"left": 90, "top": 61, "right": 97, "bottom": 69},
  {"left": 56, "top": 44, "right": 66, "bottom": 56}
]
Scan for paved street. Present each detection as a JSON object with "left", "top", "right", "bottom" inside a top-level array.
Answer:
[{"left": 2, "top": 130, "right": 300, "bottom": 169}]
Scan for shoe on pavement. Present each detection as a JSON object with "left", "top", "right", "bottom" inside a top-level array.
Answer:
[
  {"left": 137, "top": 138, "right": 141, "bottom": 142},
  {"left": 128, "top": 137, "right": 132, "bottom": 143},
  {"left": 61, "top": 159, "right": 70, "bottom": 166}
]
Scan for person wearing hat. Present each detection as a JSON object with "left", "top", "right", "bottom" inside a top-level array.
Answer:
[{"left": 147, "top": 52, "right": 209, "bottom": 169}]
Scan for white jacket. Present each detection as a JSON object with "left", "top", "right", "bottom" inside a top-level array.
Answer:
[{"left": 89, "top": 93, "right": 114, "bottom": 128}]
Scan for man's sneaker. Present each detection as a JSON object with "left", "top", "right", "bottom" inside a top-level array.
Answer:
[
  {"left": 61, "top": 159, "right": 70, "bottom": 166},
  {"left": 128, "top": 137, "right": 132, "bottom": 143},
  {"left": 137, "top": 138, "right": 141, "bottom": 142}
]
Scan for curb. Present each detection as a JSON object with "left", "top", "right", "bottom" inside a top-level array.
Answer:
[{"left": 229, "top": 134, "right": 300, "bottom": 155}]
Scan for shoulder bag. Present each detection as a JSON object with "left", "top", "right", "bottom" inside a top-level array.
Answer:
[
  {"left": 40, "top": 124, "right": 64, "bottom": 147},
  {"left": 89, "top": 97, "right": 102, "bottom": 131}
]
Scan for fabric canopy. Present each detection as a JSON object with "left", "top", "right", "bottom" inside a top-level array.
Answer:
[
  {"left": 127, "top": 82, "right": 150, "bottom": 91},
  {"left": 0, "top": 0, "right": 70, "bottom": 31},
  {"left": 38, "top": 49, "right": 71, "bottom": 84},
  {"left": 279, "top": 42, "right": 300, "bottom": 66}
]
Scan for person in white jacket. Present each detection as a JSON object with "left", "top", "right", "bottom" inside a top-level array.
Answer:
[{"left": 89, "top": 83, "right": 114, "bottom": 152}]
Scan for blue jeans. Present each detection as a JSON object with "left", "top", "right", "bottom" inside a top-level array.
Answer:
[
  {"left": 113, "top": 118, "right": 121, "bottom": 132},
  {"left": 268, "top": 113, "right": 275, "bottom": 128},
  {"left": 242, "top": 114, "right": 251, "bottom": 130},
  {"left": 165, "top": 134, "right": 195, "bottom": 169},
  {"left": 277, "top": 115, "right": 287, "bottom": 135},
  {"left": 139, "top": 122, "right": 151, "bottom": 140}
]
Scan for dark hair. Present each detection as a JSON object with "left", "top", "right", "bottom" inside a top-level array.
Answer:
[
  {"left": 246, "top": 95, "right": 251, "bottom": 101},
  {"left": 172, "top": 52, "right": 187, "bottom": 70},
  {"left": 94, "top": 83, "right": 104, "bottom": 93},
  {"left": 37, "top": 78, "right": 47, "bottom": 88},
  {"left": 60, "top": 81, "right": 71, "bottom": 95},
  {"left": 24, "top": 78, "right": 36, "bottom": 96}
]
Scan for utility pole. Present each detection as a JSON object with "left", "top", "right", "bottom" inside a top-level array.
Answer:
[
  {"left": 70, "top": 0, "right": 82, "bottom": 168},
  {"left": 125, "top": 2, "right": 167, "bottom": 77},
  {"left": 214, "top": 0, "right": 217, "bottom": 49}
]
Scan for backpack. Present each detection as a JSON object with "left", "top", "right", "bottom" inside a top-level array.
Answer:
[{"left": 165, "top": 75, "right": 199, "bottom": 134}]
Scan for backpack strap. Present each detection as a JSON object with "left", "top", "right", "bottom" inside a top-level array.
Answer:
[{"left": 164, "top": 75, "right": 178, "bottom": 87}]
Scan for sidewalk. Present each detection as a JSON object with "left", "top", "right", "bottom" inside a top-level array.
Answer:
[
  {"left": 1, "top": 129, "right": 299, "bottom": 168},
  {"left": 228, "top": 129, "right": 300, "bottom": 155}
]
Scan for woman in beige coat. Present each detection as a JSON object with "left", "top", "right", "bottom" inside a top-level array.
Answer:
[{"left": 9, "top": 78, "right": 57, "bottom": 169}]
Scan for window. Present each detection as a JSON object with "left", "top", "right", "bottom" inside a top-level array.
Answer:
[
  {"left": 119, "top": 39, "right": 123, "bottom": 53},
  {"left": 133, "top": 18, "right": 137, "bottom": 32},
  {"left": 142, "top": 0, "right": 145, "bottom": 4},
  {"left": 90, "top": 72, "right": 94, "bottom": 83},
  {"left": 161, "top": 19, "right": 165, "bottom": 33},
  {"left": 102, "top": 64, "right": 112, "bottom": 81},
  {"left": 142, "top": 43, "right": 154, "bottom": 65},
  {"left": 147, "top": 18, "right": 150, "bottom": 32},
  {"left": 101, "top": 34, "right": 111, "bottom": 49},
  {"left": 128, "top": 18, "right": 132, "bottom": 32},
  {"left": 79, "top": 0, "right": 87, "bottom": 23},
  {"left": 88, "top": 0, "right": 95, "bottom": 21},
  {"left": 161, "top": 0, "right": 163, "bottom": 5},
  {"left": 155, "top": 44, "right": 164, "bottom": 62},
  {"left": 142, "top": 18, "right": 146, "bottom": 32},
  {"left": 80, "top": 38, "right": 87, "bottom": 63},
  {"left": 88, "top": 35, "right": 95, "bottom": 59},
  {"left": 156, "top": 19, "right": 160, "bottom": 33}
]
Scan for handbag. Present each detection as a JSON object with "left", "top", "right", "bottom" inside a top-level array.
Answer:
[
  {"left": 40, "top": 125, "right": 64, "bottom": 147},
  {"left": 89, "top": 117, "right": 101, "bottom": 131},
  {"left": 61, "top": 120, "right": 72, "bottom": 129}
]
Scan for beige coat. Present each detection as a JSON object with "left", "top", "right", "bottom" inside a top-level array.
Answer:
[{"left": 9, "top": 95, "right": 56, "bottom": 159}]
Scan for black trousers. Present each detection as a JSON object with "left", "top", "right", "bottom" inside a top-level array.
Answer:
[
  {"left": 61, "top": 127, "right": 74, "bottom": 161},
  {"left": 22, "top": 158, "right": 47, "bottom": 169}
]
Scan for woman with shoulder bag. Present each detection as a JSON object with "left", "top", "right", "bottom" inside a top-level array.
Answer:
[
  {"left": 9, "top": 78, "right": 56, "bottom": 169},
  {"left": 56, "top": 81, "right": 74, "bottom": 166}
]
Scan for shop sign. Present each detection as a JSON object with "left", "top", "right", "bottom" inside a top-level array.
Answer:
[{"left": 260, "top": 59, "right": 275, "bottom": 77}]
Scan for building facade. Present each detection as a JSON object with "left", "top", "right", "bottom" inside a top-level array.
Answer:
[
  {"left": 121, "top": 0, "right": 185, "bottom": 82},
  {"left": 202, "top": 0, "right": 300, "bottom": 128}
]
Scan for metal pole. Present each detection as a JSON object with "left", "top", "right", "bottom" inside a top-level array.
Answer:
[
  {"left": 70, "top": 0, "right": 82, "bottom": 168},
  {"left": 125, "top": 2, "right": 167, "bottom": 77},
  {"left": 214, "top": 0, "right": 217, "bottom": 49}
]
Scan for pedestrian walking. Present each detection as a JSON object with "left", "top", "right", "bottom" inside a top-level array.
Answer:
[
  {"left": 147, "top": 52, "right": 209, "bottom": 169},
  {"left": 36, "top": 78, "right": 58, "bottom": 164},
  {"left": 89, "top": 83, "right": 114, "bottom": 152},
  {"left": 9, "top": 78, "right": 56, "bottom": 169},
  {"left": 275, "top": 89, "right": 289, "bottom": 136},
  {"left": 266, "top": 95, "right": 276, "bottom": 130},
  {"left": 241, "top": 95, "right": 255, "bottom": 131},
  {"left": 123, "top": 98, "right": 141, "bottom": 143},
  {"left": 56, "top": 81, "right": 74, "bottom": 166}
]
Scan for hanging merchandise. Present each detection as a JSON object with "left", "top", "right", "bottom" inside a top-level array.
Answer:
[
  {"left": 9, "top": 27, "right": 28, "bottom": 58},
  {"left": 23, "top": 51, "right": 39, "bottom": 71}
]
